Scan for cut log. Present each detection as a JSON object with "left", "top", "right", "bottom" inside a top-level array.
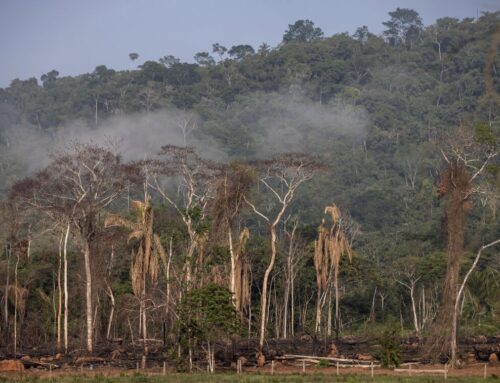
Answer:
[
  {"left": 20, "top": 360, "right": 58, "bottom": 370},
  {"left": 279, "top": 354, "right": 376, "bottom": 365},
  {"left": 0, "top": 360, "right": 24, "bottom": 372}
]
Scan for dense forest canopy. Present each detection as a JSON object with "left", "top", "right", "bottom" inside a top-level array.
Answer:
[{"left": 0, "top": 8, "right": 499, "bottom": 367}]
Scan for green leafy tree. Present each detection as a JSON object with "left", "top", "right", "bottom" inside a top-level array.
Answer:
[
  {"left": 177, "top": 284, "right": 239, "bottom": 372},
  {"left": 228, "top": 44, "right": 255, "bottom": 61},
  {"left": 194, "top": 52, "right": 215, "bottom": 66},
  {"left": 282, "top": 19, "right": 324, "bottom": 43},
  {"left": 383, "top": 8, "right": 423, "bottom": 48}
]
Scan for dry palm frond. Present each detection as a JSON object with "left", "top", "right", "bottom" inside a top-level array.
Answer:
[
  {"left": 36, "top": 288, "right": 51, "bottom": 305},
  {"left": 104, "top": 214, "right": 140, "bottom": 231},
  {"left": 314, "top": 220, "right": 329, "bottom": 290},
  {"left": 108, "top": 194, "right": 165, "bottom": 299},
  {"left": 314, "top": 204, "right": 354, "bottom": 329},
  {"left": 131, "top": 200, "right": 146, "bottom": 215},
  {"left": 128, "top": 230, "right": 144, "bottom": 243},
  {"left": 325, "top": 204, "right": 341, "bottom": 222},
  {"left": 153, "top": 234, "right": 168, "bottom": 276},
  {"left": 9, "top": 284, "right": 28, "bottom": 317},
  {"left": 235, "top": 227, "right": 251, "bottom": 312}
]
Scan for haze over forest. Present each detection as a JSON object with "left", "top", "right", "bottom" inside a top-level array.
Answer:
[{"left": 0, "top": 2, "right": 499, "bottom": 373}]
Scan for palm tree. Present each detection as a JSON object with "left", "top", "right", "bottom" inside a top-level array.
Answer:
[
  {"left": 314, "top": 204, "right": 353, "bottom": 337},
  {"left": 105, "top": 193, "right": 167, "bottom": 358}
]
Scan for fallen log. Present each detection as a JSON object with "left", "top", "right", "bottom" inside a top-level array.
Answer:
[
  {"left": 21, "top": 360, "right": 59, "bottom": 370},
  {"left": 279, "top": 354, "right": 376, "bottom": 365}
]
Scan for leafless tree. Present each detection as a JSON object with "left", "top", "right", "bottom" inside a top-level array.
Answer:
[
  {"left": 11, "top": 143, "right": 131, "bottom": 353},
  {"left": 244, "top": 153, "right": 322, "bottom": 351},
  {"left": 147, "top": 146, "right": 222, "bottom": 290},
  {"left": 211, "top": 163, "right": 254, "bottom": 311}
]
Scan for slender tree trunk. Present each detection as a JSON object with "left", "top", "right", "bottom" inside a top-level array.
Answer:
[
  {"left": 83, "top": 240, "right": 93, "bottom": 353},
  {"left": 63, "top": 223, "right": 70, "bottom": 353},
  {"left": 106, "top": 283, "right": 115, "bottom": 340},
  {"left": 3, "top": 244, "right": 10, "bottom": 339},
  {"left": 327, "top": 283, "right": 332, "bottom": 337},
  {"left": 410, "top": 284, "right": 420, "bottom": 338},
  {"left": 291, "top": 267, "right": 295, "bottom": 337},
  {"left": 14, "top": 252, "right": 19, "bottom": 355},
  {"left": 228, "top": 228, "right": 239, "bottom": 310},
  {"left": 57, "top": 232, "right": 63, "bottom": 350},
  {"left": 259, "top": 224, "right": 277, "bottom": 350},
  {"left": 334, "top": 267, "right": 340, "bottom": 338},
  {"left": 315, "top": 288, "right": 322, "bottom": 334}
]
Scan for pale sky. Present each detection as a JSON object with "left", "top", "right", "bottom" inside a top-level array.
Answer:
[{"left": 0, "top": 0, "right": 498, "bottom": 88}]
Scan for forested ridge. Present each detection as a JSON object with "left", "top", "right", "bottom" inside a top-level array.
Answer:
[{"left": 0, "top": 9, "right": 499, "bottom": 367}]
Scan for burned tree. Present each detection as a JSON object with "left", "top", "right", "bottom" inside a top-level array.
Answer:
[
  {"left": 11, "top": 143, "right": 130, "bottom": 353},
  {"left": 148, "top": 145, "right": 222, "bottom": 290},
  {"left": 314, "top": 204, "right": 354, "bottom": 337},
  {"left": 211, "top": 162, "right": 254, "bottom": 312},
  {"left": 105, "top": 193, "right": 167, "bottom": 361},
  {"left": 245, "top": 153, "right": 322, "bottom": 351},
  {"left": 432, "top": 125, "right": 499, "bottom": 365}
]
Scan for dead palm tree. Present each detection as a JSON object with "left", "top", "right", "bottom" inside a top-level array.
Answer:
[
  {"left": 314, "top": 204, "right": 353, "bottom": 337},
  {"left": 105, "top": 193, "right": 167, "bottom": 358}
]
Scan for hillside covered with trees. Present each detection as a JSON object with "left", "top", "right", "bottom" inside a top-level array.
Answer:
[{"left": 0, "top": 8, "right": 499, "bottom": 368}]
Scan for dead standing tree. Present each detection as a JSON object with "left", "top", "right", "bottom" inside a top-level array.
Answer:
[
  {"left": 11, "top": 143, "right": 130, "bottom": 354},
  {"left": 148, "top": 146, "right": 222, "bottom": 290},
  {"left": 105, "top": 192, "right": 167, "bottom": 361},
  {"left": 313, "top": 204, "right": 354, "bottom": 338},
  {"left": 211, "top": 163, "right": 254, "bottom": 313},
  {"left": 431, "top": 126, "right": 499, "bottom": 365},
  {"left": 245, "top": 153, "right": 322, "bottom": 352}
]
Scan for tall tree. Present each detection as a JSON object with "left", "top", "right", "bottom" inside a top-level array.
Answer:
[
  {"left": 383, "top": 8, "right": 423, "bottom": 48},
  {"left": 282, "top": 19, "right": 324, "bottom": 43},
  {"left": 149, "top": 145, "right": 221, "bottom": 289},
  {"left": 105, "top": 192, "right": 167, "bottom": 360},
  {"left": 314, "top": 204, "right": 353, "bottom": 337},
  {"left": 12, "top": 143, "right": 130, "bottom": 353},
  {"left": 245, "top": 153, "right": 321, "bottom": 351},
  {"left": 211, "top": 163, "right": 254, "bottom": 312},
  {"left": 432, "top": 125, "right": 499, "bottom": 364}
]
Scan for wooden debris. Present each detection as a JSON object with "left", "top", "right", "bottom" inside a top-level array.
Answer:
[{"left": 0, "top": 360, "right": 24, "bottom": 372}]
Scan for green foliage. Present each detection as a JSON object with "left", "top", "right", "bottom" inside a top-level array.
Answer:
[
  {"left": 376, "top": 325, "right": 401, "bottom": 368},
  {"left": 283, "top": 19, "right": 324, "bottom": 43},
  {"left": 475, "top": 122, "right": 496, "bottom": 147},
  {"left": 177, "top": 283, "right": 240, "bottom": 346},
  {"left": 1, "top": 9, "right": 500, "bottom": 350}
]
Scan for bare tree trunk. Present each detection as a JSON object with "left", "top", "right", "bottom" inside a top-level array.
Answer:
[
  {"left": 83, "top": 240, "right": 93, "bottom": 353},
  {"left": 63, "top": 223, "right": 70, "bottom": 353},
  {"left": 141, "top": 290, "right": 148, "bottom": 357},
  {"left": 57, "top": 232, "right": 63, "bottom": 350},
  {"left": 259, "top": 225, "right": 277, "bottom": 350},
  {"left": 327, "top": 283, "right": 332, "bottom": 337},
  {"left": 334, "top": 268, "right": 340, "bottom": 338},
  {"left": 3, "top": 244, "right": 10, "bottom": 337},
  {"left": 315, "top": 288, "right": 322, "bottom": 334},
  {"left": 291, "top": 268, "right": 295, "bottom": 337},
  {"left": 106, "top": 283, "right": 115, "bottom": 340},
  {"left": 14, "top": 251, "right": 19, "bottom": 355},
  {"left": 409, "top": 283, "right": 420, "bottom": 338},
  {"left": 185, "top": 239, "right": 196, "bottom": 289},
  {"left": 228, "top": 228, "right": 236, "bottom": 303}
]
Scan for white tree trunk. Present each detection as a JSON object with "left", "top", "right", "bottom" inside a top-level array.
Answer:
[
  {"left": 259, "top": 225, "right": 277, "bottom": 349},
  {"left": 83, "top": 241, "right": 93, "bottom": 353},
  {"left": 63, "top": 223, "right": 70, "bottom": 353}
]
